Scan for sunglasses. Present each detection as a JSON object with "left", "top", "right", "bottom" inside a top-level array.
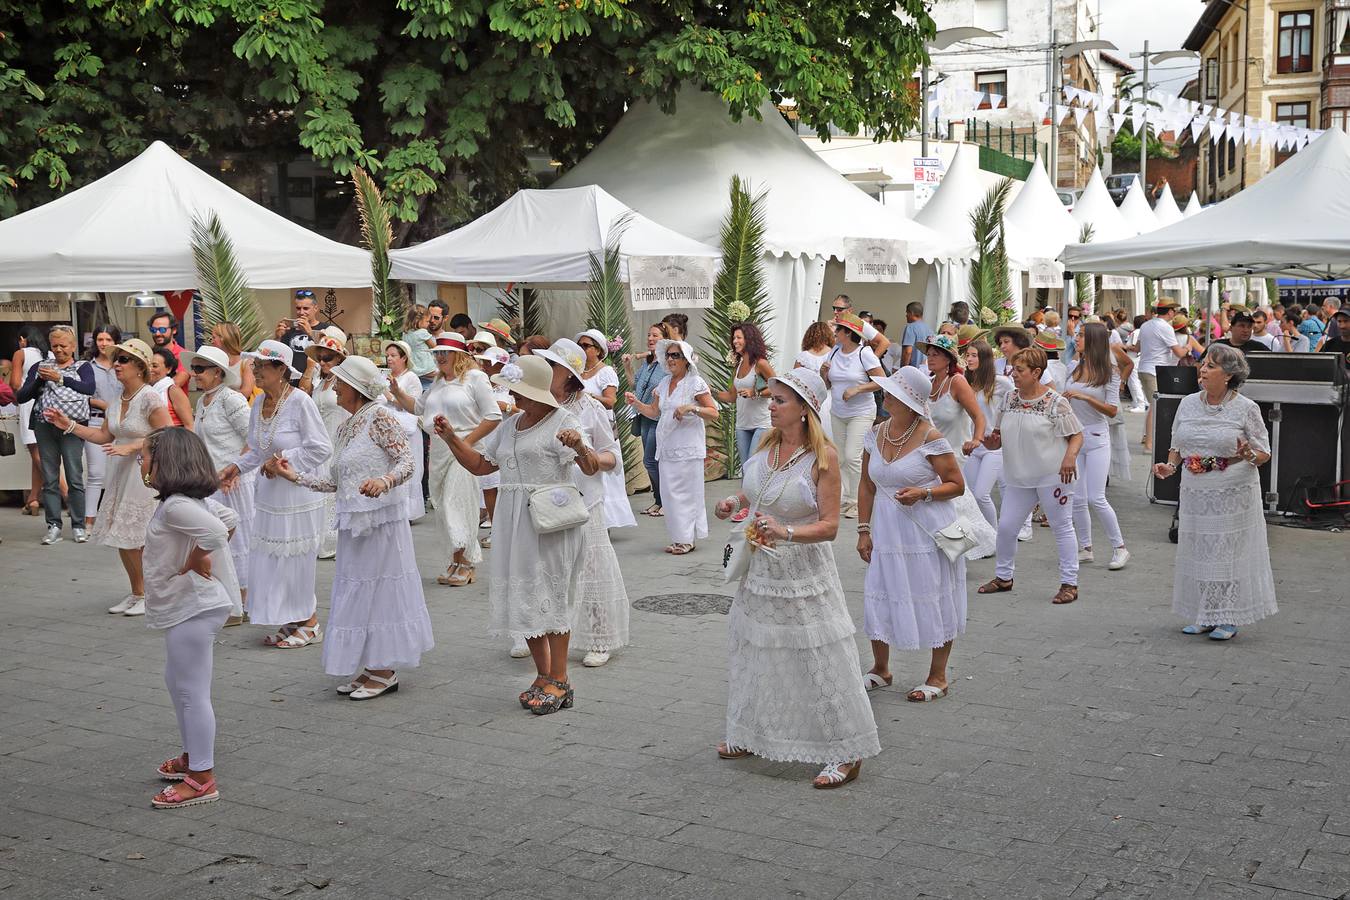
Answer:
[
  {"left": 665, "top": 353, "right": 685, "bottom": 361},
  {"left": 579, "top": 342, "right": 599, "bottom": 351},
  {"left": 114, "top": 354, "right": 136, "bottom": 365},
  {"left": 1068, "top": 314, "right": 1081, "bottom": 320},
  {"left": 831, "top": 305, "right": 848, "bottom": 312},
  {"left": 149, "top": 325, "right": 171, "bottom": 333},
  {"left": 314, "top": 352, "right": 338, "bottom": 363},
  {"left": 189, "top": 364, "right": 213, "bottom": 374},
  {"left": 295, "top": 290, "right": 315, "bottom": 298}
]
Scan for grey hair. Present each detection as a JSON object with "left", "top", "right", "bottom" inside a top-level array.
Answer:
[
  {"left": 48, "top": 324, "right": 76, "bottom": 338},
  {"left": 1206, "top": 342, "right": 1250, "bottom": 389}
]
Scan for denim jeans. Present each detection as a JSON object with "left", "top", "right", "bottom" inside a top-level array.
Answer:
[
  {"left": 639, "top": 417, "right": 661, "bottom": 507},
  {"left": 34, "top": 419, "right": 85, "bottom": 527},
  {"left": 734, "top": 427, "right": 766, "bottom": 476}
]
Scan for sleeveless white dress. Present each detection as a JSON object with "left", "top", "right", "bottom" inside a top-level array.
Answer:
[
  {"left": 724, "top": 449, "right": 881, "bottom": 764},
  {"left": 928, "top": 385, "right": 998, "bottom": 560},
  {"left": 581, "top": 365, "right": 637, "bottom": 529}
]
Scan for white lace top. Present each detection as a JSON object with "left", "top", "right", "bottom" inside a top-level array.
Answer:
[
  {"left": 194, "top": 386, "right": 251, "bottom": 470},
  {"left": 563, "top": 392, "right": 619, "bottom": 508},
  {"left": 655, "top": 373, "right": 712, "bottom": 462},
  {"left": 1171, "top": 392, "right": 1270, "bottom": 462},
  {"left": 296, "top": 403, "right": 414, "bottom": 537},
  {"left": 994, "top": 388, "right": 1083, "bottom": 487}
]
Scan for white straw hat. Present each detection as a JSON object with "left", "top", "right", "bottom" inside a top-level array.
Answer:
[
  {"left": 876, "top": 366, "right": 931, "bottom": 419},
  {"left": 243, "top": 339, "right": 303, "bottom": 378},
  {"left": 331, "top": 355, "right": 387, "bottom": 401},
  {"left": 491, "top": 355, "right": 559, "bottom": 408},
  {"left": 575, "top": 329, "right": 608, "bottom": 352},
  {"left": 180, "top": 345, "right": 240, "bottom": 389},
  {"left": 469, "top": 330, "right": 498, "bottom": 349},
  {"left": 534, "top": 338, "right": 586, "bottom": 380},
  {"left": 769, "top": 369, "right": 826, "bottom": 416}
]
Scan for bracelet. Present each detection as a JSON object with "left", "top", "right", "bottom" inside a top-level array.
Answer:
[
  {"left": 725, "top": 495, "right": 744, "bottom": 510},
  {"left": 857, "top": 523, "right": 872, "bottom": 533},
  {"left": 64, "top": 422, "right": 77, "bottom": 436},
  {"left": 785, "top": 525, "right": 794, "bottom": 543},
  {"left": 924, "top": 487, "right": 933, "bottom": 502}
]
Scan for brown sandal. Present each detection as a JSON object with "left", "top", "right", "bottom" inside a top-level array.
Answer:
[
  {"left": 1052, "top": 584, "right": 1079, "bottom": 605},
  {"left": 717, "top": 742, "right": 751, "bottom": 759},
  {"left": 977, "top": 577, "right": 1014, "bottom": 594}
]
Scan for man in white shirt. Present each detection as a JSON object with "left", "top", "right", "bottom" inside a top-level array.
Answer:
[
  {"left": 829, "top": 294, "right": 891, "bottom": 358},
  {"left": 1136, "top": 299, "right": 1189, "bottom": 449},
  {"left": 1249, "top": 309, "right": 1277, "bottom": 350}
]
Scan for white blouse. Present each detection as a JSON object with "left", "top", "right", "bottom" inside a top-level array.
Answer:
[
  {"left": 972, "top": 375, "right": 1014, "bottom": 439},
  {"left": 194, "top": 387, "right": 251, "bottom": 469},
  {"left": 826, "top": 344, "right": 882, "bottom": 419},
  {"left": 582, "top": 364, "right": 620, "bottom": 421},
  {"left": 994, "top": 388, "right": 1084, "bottom": 488},
  {"left": 416, "top": 369, "right": 501, "bottom": 441},
  {"left": 380, "top": 369, "right": 423, "bottom": 435},
  {"left": 1065, "top": 365, "right": 1121, "bottom": 430},
  {"left": 565, "top": 392, "right": 620, "bottom": 508},
  {"left": 143, "top": 496, "right": 240, "bottom": 630},
  {"left": 655, "top": 373, "right": 712, "bottom": 462}
]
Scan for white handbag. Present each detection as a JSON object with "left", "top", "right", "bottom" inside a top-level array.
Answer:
[
  {"left": 899, "top": 499, "right": 978, "bottom": 564},
  {"left": 527, "top": 484, "right": 589, "bottom": 534}
]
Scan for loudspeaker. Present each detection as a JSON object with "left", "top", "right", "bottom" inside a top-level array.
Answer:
[
  {"left": 1150, "top": 394, "right": 1185, "bottom": 504},
  {"left": 1155, "top": 365, "right": 1199, "bottom": 395},
  {"left": 1254, "top": 400, "right": 1346, "bottom": 512}
]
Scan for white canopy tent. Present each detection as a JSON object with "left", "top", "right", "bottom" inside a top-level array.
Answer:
[
  {"left": 1118, "top": 179, "right": 1160, "bottom": 236},
  {"left": 910, "top": 143, "right": 995, "bottom": 327},
  {"left": 0, "top": 141, "right": 370, "bottom": 291},
  {"left": 1071, "top": 167, "right": 1134, "bottom": 243},
  {"left": 1004, "top": 158, "right": 1079, "bottom": 271},
  {"left": 389, "top": 185, "right": 720, "bottom": 286},
  {"left": 1153, "top": 184, "right": 1185, "bottom": 228},
  {"left": 1183, "top": 192, "right": 1204, "bottom": 218},
  {"left": 551, "top": 87, "right": 963, "bottom": 361}
]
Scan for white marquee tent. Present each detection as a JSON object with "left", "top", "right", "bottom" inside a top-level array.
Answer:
[
  {"left": 1071, "top": 167, "right": 1133, "bottom": 244},
  {"left": 389, "top": 185, "right": 719, "bottom": 286},
  {"left": 1153, "top": 184, "right": 1185, "bottom": 228},
  {"left": 1004, "top": 158, "right": 1079, "bottom": 272},
  {"left": 0, "top": 141, "right": 371, "bottom": 291},
  {"left": 1183, "top": 192, "right": 1204, "bottom": 217},
  {"left": 1118, "top": 179, "right": 1160, "bottom": 236}
]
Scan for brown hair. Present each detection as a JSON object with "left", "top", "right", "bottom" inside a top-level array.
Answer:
[
  {"left": 1011, "top": 346, "right": 1048, "bottom": 376},
  {"left": 646, "top": 322, "right": 671, "bottom": 363},
  {"left": 405, "top": 304, "right": 428, "bottom": 332},
  {"left": 145, "top": 427, "right": 219, "bottom": 500},
  {"left": 801, "top": 321, "right": 832, "bottom": 352},
  {"left": 964, "top": 339, "right": 997, "bottom": 403},
  {"left": 1071, "top": 322, "right": 1112, "bottom": 388},
  {"left": 517, "top": 335, "right": 550, "bottom": 355}
]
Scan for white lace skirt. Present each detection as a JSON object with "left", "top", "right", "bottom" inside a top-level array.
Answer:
[
  {"left": 725, "top": 541, "right": 880, "bottom": 764},
  {"left": 658, "top": 456, "right": 707, "bottom": 544},
  {"left": 570, "top": 505, "right": 630, "bottom": 651},
  {"left": 429, "top": 440, "right": 481, "bottom": 565},
  {"left": 322, "top": 520, "right": 433, "bottom": 676},
  {"left": 487, "top": 486, "right": 584, "bottom": 641},
  {"left": 92, "top": 451, "right": 156, "bottom": 550},
  {"left": 863, "top": 502, "right": 967, "bottom": 650},
  {"left": 211, "top": 471, "right": 255, "bottom": 591},
  {"left": 403, "top": 434, "right": 425, "bottom": 521},
  {"left": 1173, "top": 466, "right": 1277, "bottom": 626},
  {"left": 246, "top": 476, "right": 323, "bottom": 626}
]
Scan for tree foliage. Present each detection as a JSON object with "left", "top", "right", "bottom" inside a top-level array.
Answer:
[
  {"left": 0, "top": 1, "right": 935, "bottom": 228},
  {"left": 583, "top": 216, "right": 641, "bottom": 485},
  {"left": 967, "top": 178, "right": 1015, "bottom": 326},
  {"left": 191, "top": 210, "right": 264, "bottom": 349},
  {"left": 352, "top": 166, "right": 400, "bottom": 340}
]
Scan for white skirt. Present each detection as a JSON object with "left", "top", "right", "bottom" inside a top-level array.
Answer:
[
  {"left": 487, "top": 485, "right": 584, "bottom": 641},
  {"left": 211, "top": 470, "right": 255, "bottom": 593},
  {"left": 403, "top": 431, "right": 425, "bottom": 521},
  {"left": 1173, "top": 466, "right": 1277, "bottom": 626},
  {"left": 246, "top": 475, "right": 323, "bottom": 626},
  {"left": 570, "top": 505, "right": 630, "bottom": 651},
  {"left": 657, "top": 456, "right": 708, "bottom": 545},
  {"left": 322, "top": 520, "right": 433, "bottom": 676},
  {"left": 429, "top": 439, "right": 481, "bottom": 565},
  {"left": 600, "top": 460, "right": 637, "bottom": 528},
  {"left": 863, "top": 501, "right": 967, "bottom": 649}
]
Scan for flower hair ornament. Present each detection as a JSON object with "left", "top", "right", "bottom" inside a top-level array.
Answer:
[{"left": 498, "top": 363, "right": 524, "bottom": 384}]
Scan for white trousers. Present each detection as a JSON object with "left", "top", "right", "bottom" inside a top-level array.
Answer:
[
  {"left": 84, "top": 440, "right": 107, "bottom": 518},
  {"left": 995, "top": 482, "right": 1078, "bottom": 586},
  {"left": 831, "top": 413, "right": 873, "bottom": 510},
  {"left": 1073, "top": 430, "right": 1124, "bottom": 550},
  {"left": 1127, "top": 368, "right": 1146, "bottom": 408},
  {"left": 163, "top": 607, "right": 228, "bottom": 771},
  {"left": 964, "top": 448, "right": 1002, "bottom": 529},
  {"left": 658, "top": 457, "right": 708, "bottom": 545}
]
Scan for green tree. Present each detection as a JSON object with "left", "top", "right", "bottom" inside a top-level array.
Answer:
[
  {"left": 0, "top": 1, "right": 935, "bottom": 229},
  {"left": 967, "top": 178, "right": 1015, "bottom": 327}
]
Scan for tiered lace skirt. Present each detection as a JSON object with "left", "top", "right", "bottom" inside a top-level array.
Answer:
[
  {"left": 570, "top": 505, "right": 630, "bottom": 651},
  {"left": 1173, "top": 467, "right": 1277, "bottom": 626}
]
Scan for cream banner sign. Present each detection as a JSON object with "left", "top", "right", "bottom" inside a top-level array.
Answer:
[
  {"left": 843, "top": 238, "right": 910, "bottom": 283},
  {"left": 628, "top": 256, "right": 716, "bottom": 310}
]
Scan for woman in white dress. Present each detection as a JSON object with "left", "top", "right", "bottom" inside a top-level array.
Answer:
[
  {"left": 794, "top": 321, "right": 835, "bottom": 440},
  {"left": 380, "top": 340, "right": 426, "bottom": 522},
  {"left": 962, "top": 339, "right": 1013, "bottom": 529},
  {"left": 183, "top": 346, "right": 252, "bottom": 624},
  {"left": 820, "top": 313, "right": 884, "bottom": 518},
  {"left": 1063, "top": 322, "right": 1130, "bottom": 571},
  {"left": 10, "top": 326, "right": 47, "bottom": 515},
  {"left": 416, "top": 336, "right": 501, "bottom": 586},
  {"left": 858, "top": 367, "right": 968, "bottom": 703},
  {"left": 270, "top": 356, "right": 433, "bottom": 699},
  {"left": 713, "top": 368, "right": 879, "bottom": 789},
  {"left": 978, "top": 346, "right": 1085, "bottom": 605},
  {"left": 713, "top": 322, "right": 774, "bottom": 510},
  {"left": 436, "top": 355, "right": 600, "bottom": 714},
  {"left": 304, "top": 327, "right": 350, "bottom": 559},
  {"left": 474, "top": 346, "right": 514, "bottom": 546},
  {"left": 83, "top": 326, "right": 123, "bottom": 529},
  {"left": 45, "top": 339, "right": 169, "bottom": 616},
  {"left": 1152, "top": 345, "right": 1275, "bottom": 641},
  {"left": 624, "top": 339, "right": 718, "bottom": 555},
  {"left": 574, "top": 329, "right": 636, "bottom": 529},
  {"left": 539, "top": 339, "right": 629, "bottom": 668},
  {"left": 918, "top": 335, "right": 998, "bottom": 559},
  {"left": 219, "top": 340, "right": 332, "bottom": 648}
]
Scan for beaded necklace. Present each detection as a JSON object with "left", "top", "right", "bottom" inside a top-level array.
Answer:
[{"left": 255, "top": 385, "right": 293, "bottom": 452}]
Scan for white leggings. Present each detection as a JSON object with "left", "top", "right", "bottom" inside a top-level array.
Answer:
[
  {"left": 964, "top": 448, "right": 1002, "bottom": 528},
  {"left": 996, "top": 482, "right": 1078, "bottom": 586},
  {"left": 163, "top": 607, "right": 228, "bottom": 771},
  {"left": 832, "top": 413, "right": 874, "bottom": 509},
  {"left": 84, "top": 440, "right": 107, "bottom": 517},
  {"left": 1073, "top": 430, "right": 1124, "bottom": 550}
]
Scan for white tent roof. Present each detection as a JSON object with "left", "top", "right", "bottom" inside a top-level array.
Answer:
[
  {"left": 0, "top": 141, "right": 370, "bottom": 291},
  {"left": 1153, "top": 184, "right": 1184, "bottom": 228},
  {"left": 1183, "top": 192, "right": 1203, "bottom": 217},
  {"left": 389, "top": 185, "right": 718, "bottom": 285},
  {"left": 1003, "top": 158, "right": 1079, "bottom": 269},
  {"left": 1118, "top": 179, "right": 1159, "bottom": 235},
  {"left": 551, "top": 87, "right": 961, "bottom": 262},
  {"left": 912, "top": 143, "right": 986, "bottom": 248},
  {"left": 1071, "top": 167, "right": 1133, "bottom": 244},
  {"left": 1062, "top": 128, "right": 1350, "bottom": 279}
]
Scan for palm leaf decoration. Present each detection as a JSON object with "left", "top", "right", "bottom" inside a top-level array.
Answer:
[
  {"left": 353, "top": 167, "right": 402, "bottom": 342},
  {"left": 1075, "top": 223, "right": 1095, "bottom": 310},
  {"left": 1143, "top": 274, "right": 1157, "bottom": 312},
  {"left": 495, "top": 286, "right": 544, "bottom": 339},
  {"left": 702, "top": 175, "right": 773, "bottom": 477},
  {"left": 191, "top": 211, "right": 264, "bottom": 349},
  {"left": 967, "top": 178, "right": 1016, "bottom": 326},
  {"left": 584, "top": 215, "right": 642, "bottom": 489}
]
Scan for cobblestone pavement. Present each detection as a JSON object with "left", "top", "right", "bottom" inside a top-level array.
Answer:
[{"left": 1, "top": 414, "right": 1348, "bottom": 899}]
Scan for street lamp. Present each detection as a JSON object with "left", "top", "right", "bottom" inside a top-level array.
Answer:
[
  {"left": 922, "top": 26, "right": 1002, "bottom": 156},
  {"left": 1049, "top": 39, "right": 1118, "bottom": 188},
  {"left": 1128, "top": 43, "right": 1200, "bottom": 192}
]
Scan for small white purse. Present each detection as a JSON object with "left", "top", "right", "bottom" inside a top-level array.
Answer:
[
  {"left": 898, "top": 498, "right": 978, "bottom": 564},
  {"left": 527, "top": 484, "right": 589, "bottom": 534}
]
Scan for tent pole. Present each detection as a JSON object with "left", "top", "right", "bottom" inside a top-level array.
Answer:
[
  {"left": 1204, "top": 274, "right": 1217, "bottom": 348},
  {"left": 1061, "top": 270, "right": 1073, "bottom": 335}
]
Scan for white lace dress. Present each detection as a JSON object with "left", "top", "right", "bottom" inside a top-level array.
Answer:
[
  {"left": 311, "top": 373, "right": 350, "bottom": 557},
  {"left": 725, "top": 449, "right": 881, "bottom": 764},
  {"left": 862, "top": 431, "right": 967, "bottom": 649},
  {"left": 379, "top": 370, "right": 425, "bottom": 522},
  {"left": 92, "top": 386, "right": 165, "bottom": 550},
  {"left": 195, "top": 386, "right": 255, "bottom": 593},
  {"left": 582, "top": 364, "right": 637, "bottom": 529},
  {"left": 234, "top": 389, "right": 332, "bottom": 626},
  {"left": 928, "top": 386, "right": 998, "bottom": 559},
  {"left": 1171, "top": 393, "right": 1277, "bottom": 626},
  {"left": 418, "top": 372, "right": 501, "bottom": 567},
  {"left": 481, "top": 407, "right": 588, "bottom": 641},
  {"left": 296, "top": 403, "right": 433, "bottom": 675},
  {"left": 564, "top": 392, "right": 630, "bottom": 652}
]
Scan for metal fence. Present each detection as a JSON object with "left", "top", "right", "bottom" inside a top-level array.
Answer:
[{"left": 963, "top": 119, "right": 1045, "bottom": 164}]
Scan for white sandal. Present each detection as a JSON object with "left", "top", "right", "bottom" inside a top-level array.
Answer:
[
  {"left": 336, "top": 675, "right": 366, "bottom": 695},
  {"left": 350, "top": 672, "right": 398, "bottom": 701},
  {"left": 275, "top": 623, "right": 322, "bottom": 649},
  {"left": 862, "top": 672, "right": 891, "bottom": 693},
  {"left": 907, "top": 684, "right": 948, "bottom": 702},
  {"left": 813, "top": 761, "right": 861, "bottom": 789}
]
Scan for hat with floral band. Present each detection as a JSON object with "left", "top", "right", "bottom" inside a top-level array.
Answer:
[
  {"left": 304, "top": 326, "right": 348, "bottom": 362},
  {"left": 915, "top": 333, "right": 960, "bottom": 363},
  {"left": 768, "top": 369, "right": 826, "bottom": 418},
  {"left": 1033, "top": 332, "right": 1066, "bottom": 353},
  {"left": 832, "top": 311, "right": 867, "bottom": 338},
  {"left": 243, "top": 339, "right": 303, "bottom": 378},
  {"left": 481, "top": 318, "right": 514, "bottom": 344},
  {"left": 876, "top": 367, "right": 932, "bottom": 419},
  {"left": 535, "top": 338, "right": 587, "bottom": 380},
  {"left": 331, "top": 355, "right": 387, "bottom": 401},
  {"left": 475, "top": 346, "right": 510, "bottom": 367},
  {"left": 180, "top": 345, "right": 241, "bottom": 389},
  {"left": 491, "top": 355, "right": 558, "bottom": 408}
]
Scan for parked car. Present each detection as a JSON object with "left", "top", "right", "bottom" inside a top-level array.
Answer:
[
  {"left": 1056, "top": 189, "right": 1082, "bottom": 212},
  {"left": 1106, "top": 173, "right": 1145, "bottom": 205}
]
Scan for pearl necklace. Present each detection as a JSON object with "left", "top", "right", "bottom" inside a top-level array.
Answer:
[
  {"left": 754, "top": 444, "right": 807, "bottom": 510},
  {"left": 335, "top": 401, "right": 377, "bottom": 453},
  {"left": 255, "top": 385, "right": 293, "bottom": 452},
  {"left": 1202, "top": 390, "right": 1234, "bottom": 415},
  {"left": 880, "top": 415, "right": 922, "bottom": 449}
]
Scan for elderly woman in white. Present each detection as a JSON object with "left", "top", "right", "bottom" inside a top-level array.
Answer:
[
  {"left": 624, "top": 339, "right": 718, "bottom": 555},
  {"left": 575, "top": 328, "right": 637, "bottom": 529}
]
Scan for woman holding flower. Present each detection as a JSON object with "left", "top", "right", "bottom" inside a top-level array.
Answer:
[{"left": 576, "top": 329, "right": 636, "bottom": 529}]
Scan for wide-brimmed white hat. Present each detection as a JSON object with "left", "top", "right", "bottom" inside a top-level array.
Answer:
[
  {"left": 305, "top": 326, "right": 348, "bottom": 362},
  {"left": 535, "top": 338, "right": 586, "bottom": 380},
  {"left": 491, "top": 355, "right": 559, "bottom": 408},
  {"left": 469, "top": 330, "right": 498, "bottom": 349},
  {"left": 331, "top": 355, "right": 387, "bottom": 401},
  {"left": 180, "top": 345, "right": 240, "bottom": 389},
  {"left": 876, "top": 366, "right": 931, "bottom": 419},
  {"left": 769, "top": 369, "right": 826, "bottom": 417},
  {"left": 381, "top": 339, "right": 413, "bottom": 362},
  {"left": 243, "top": 339, "right": 303, "bottom": 378},
  {"left": 432, "top": 335, "right": 471, "bottom": 355},
  {"left": 575, "top": 329, "right": 608, "bottom": 353},
  {"left": 475, "top": 347, "right": 510, "bottom": 367},
  {"left": 655, "top": 338, "right": 697, "bottom": 377}
]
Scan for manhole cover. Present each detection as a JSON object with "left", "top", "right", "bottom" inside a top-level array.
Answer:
[{"left": 632, "top": 593, "right": 732, "bottom": 616}]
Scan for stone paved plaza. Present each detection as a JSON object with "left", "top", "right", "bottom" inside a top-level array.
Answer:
[{"left": 1, "top": 414, "right": 1348, "bottom": 899}]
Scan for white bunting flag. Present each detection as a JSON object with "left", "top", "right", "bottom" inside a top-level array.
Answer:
[
  {"left": 1190, "top": 118, "right": 1206, "bottom": 142},
  {"left": 1055, "top": 105, "right": 1070, "bottom": 125},
  {"left": 1210, "top": 122, "right": 1226, "bottom": 143},
  {"left": 1230, "top": 125, "right": 1245, "bottom": 144},
  {"left": 1111, "top": 111, "right": 1127, "bottom": 134},
  {"left": 1072, "top": 106, "right": 1087, "bottom": 126},
  {"left": 989, "top": 93, "right": 1004, "bottom": 108}
]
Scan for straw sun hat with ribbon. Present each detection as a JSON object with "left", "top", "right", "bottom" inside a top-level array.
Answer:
[
  {"left": 180, "top": 345, "right": 241, "bottom": 389},
  {"left": 955, "top": 324, "right": 991, "bottom": 349},
  {"left": 491, "top": 355, "right": 558, "bottom": 408},
  {"left": 1171, "top": 314, "right": 1191, "bottom": 332},
  {"left": 432, "top": 335, "right": 471, "bottom": 354},
  {"left": 114, "top": 338, "right": 155, "bottom": 373},
  {"left": 481, "top": 318, "right": 514, "bottom": 345},
  {"left": 305, "top": 326, "right": 348, "bottom": 362},
  {"left": 1033, "top": 332, "right": 1066, "bottom": 354},
  {"left": 832, "top": 312, "right": 867, "bottom": 338}
]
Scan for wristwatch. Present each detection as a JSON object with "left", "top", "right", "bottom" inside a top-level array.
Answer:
[{"left": 785, "top": 525, "right": 795, "bottom": 543}]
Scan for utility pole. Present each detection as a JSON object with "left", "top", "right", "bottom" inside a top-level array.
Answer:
[
  {"left": 921, "top": 62, "right": 930, "bottom": 157},
  {"left": 1047, "top": 0, "right": 1057, "bottom": 187},
  {"left": 1139, "top": 39, "right": 1150, "bottom": 192}
]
